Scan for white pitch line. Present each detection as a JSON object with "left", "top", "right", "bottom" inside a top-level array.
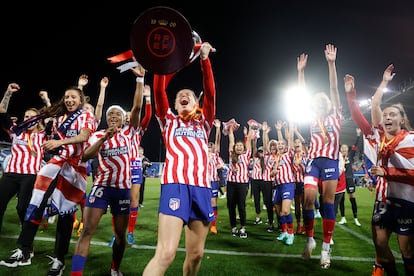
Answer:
[
  {"left": 335, "top": 224, "right": 402, "bottom": 259},
  {"left": 0, "top": 233, "right": 402, "bottom": 263}
]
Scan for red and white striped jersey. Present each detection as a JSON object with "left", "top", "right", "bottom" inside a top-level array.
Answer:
[
  {"left": 261, "top": 154, "right": 277, "bottom": 181},
  {"left": 158, "top": 109, "right": 211, "bottom": 187},
  {"left": 128, "top": 126, "right": 143, "bottom": 160},
  {"left": 53, "top": 111, "right": 96, "bottom": 160},
  {"left": 378, "top": 129, "right": 414, "bottom": 205},
  {"left": 250, "top": 156, "right": 264, "bottom": 180},
  {"left": 208, "top": 152, "right": 224, "bottom": 182},
  {"left": 308, "top": 108, "right": 342, "bottom": 160},
  {"left": 6, "top": 131, "right": 47, "bottom": 174},
  {"left": 88, "top": 125, "right": 135, "bottom": 189},
  {"left": 227, "top": 150, "right": 251, "bottom": 183},
  {"left": 292, "top": 150, "right": 307, "bottom": 183},
  {"left": 274, "top": 148, "right": 295, "bottom": 185}
]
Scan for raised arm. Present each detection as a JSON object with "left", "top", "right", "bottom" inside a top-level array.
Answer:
[
  {"left": 245, "top": 124, "right": 253, "bottom": 152},
  {"left": 199, "top": 42, "right": 216, "bottom": 126},
  {"left": 213, "top": 119, "right": 221, "bottom": 153},
  {"left": 344, "top": 74, "right": 372, "bottom": 136},
  {"left": 371, "top": 64, "right": 396, "bottom": 127},
  {"left": 262, "top": 121, "right": 270, "bottom": 153},
  {"left": 275, "top": 120, "right": 284, "bottom": 142},
  {"left": 297, "top": 53, "right": 307, "bottom": 89},
  {"left": 325, "top": 44, "right": 340, "bottom": 110},
  {"left": 129, "top": 63, "right": 145, "bottom": 129},
  {"left": 0, "top": 83, "right": 20, "bottom": 113},
  {"left": 140, "top": 84, "right": 152, "bottom": 131},
  {"left": 77, "top": 74, "right": 88, "bottom": 91},
  {"left": 39, "top": 90, "right": 52, "bottom": 108},
  {"left": 94, "top": 77, "right": 109, "bottom": 122},
  {"left": 228, "top": 125, "right": 235, "bottom": 150},
  {"left": 286, "top": 122, "right": 294, "bottom": 149}
]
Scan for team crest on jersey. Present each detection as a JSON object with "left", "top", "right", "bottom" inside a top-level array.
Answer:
[
  {"left": 66, "top": 129, "right": 79, "bottom": 137},
  {"left": 89, "top": 196, "right": 95, "bottom": 204},
  {"left": 169, "top": 198, "right": 180, "bottom": 211}
]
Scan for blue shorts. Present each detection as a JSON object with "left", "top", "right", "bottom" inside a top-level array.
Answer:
[
  {"left": 159, "top": 183, "right": 214, "bottom": 225},
  {"left": 86, "top": 185, "right": 131, "bottom": 215},
  {"left": 372, "top": 200, "right": 414, "bottom": 235},
  {"left": 211, "top": 181, "right": 219, "bottom": 198},
  {"left": 131, "top": 159, "right": 143, "bottom": 185},
  {"left": 304, "top": 157, "right": 339, "bottom": 187},
  {"left": 273, "top": 182, "right": 295, "bottom": 204}
]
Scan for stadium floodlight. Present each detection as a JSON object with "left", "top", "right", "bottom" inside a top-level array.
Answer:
[{"left": 283, "top": 85, "right": 312, "bottom": 123}]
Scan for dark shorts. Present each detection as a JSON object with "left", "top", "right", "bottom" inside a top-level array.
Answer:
[
  {"left": 159, "top": 183, "right": 214, "bottom": 225},
  {"left": 372, "top": 200, "right": 414, "bottom": 235},
  {"left": 86, "top": 185, "right": 131, "bottom": 215},
  {"left": 345, "top": 177, "right": 356, "bottom": 193}
]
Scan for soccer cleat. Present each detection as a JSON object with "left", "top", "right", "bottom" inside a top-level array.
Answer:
[
  {"left": 320, "top": 249, "right": 331, "bottom": 269},
  {"left": 0, "top": 248, "right": 31, "bottom": 267},
  {"left": 111, "top": 268, "right": 124, "bottom": 276},
  {"left": 72, "top": 219, "right": 80, "bottom": 231},
  {"left": 267, "top": 224, "right": 274, "bottom": 233},
  {"left": 127, "top": 232, "right": 135, "bottom": 245},
  {"left": 108, "top": 235, "right": 115, "bottom": 247},
  {"left": 302, "top": 238, "right": 316, "bottom": 259},
  {"left": 76, "top": 222, "right": 83, "bottom": 237},
  {"left": 239, "top": 228, "right": 248, "bottom": 239},
  {"left": 314, "top": 210, "right": 322, "bottom": 218},
  {"left": 231, "top": 227, "right": 238, "bottom": 237},
  {"left": 354, "top": 218, "right": 361, "bottom": 227},
  {"left": 219, "top": 192, "right": 226, "bottom": 199},
  {"left": 285, "top": 234, "right": 294, "bottom": 245},
  {"left": 254, "top": 217, "right": 263, "bottom": 225},
  {"left": 338, "top": 217, "right": 347, "bottom": 224},
  {"left": 46, "top": 255, "right": 65, "bottom": 276},
  {"left": 210, "top": 226, "right": 218, "bottom": 235},
  {"left": 262, "top": 204, "right": 267, "bottom": 210},
  {"left": 296, "top": 225, "right": 305, "bottom": 235},
  {"left": 48, "top": 215, "right": 56, "bottom": 224},
  {"left": 371, "top": 264, "right": 384, "bottom": 276},
  {"left": 276, "top": 232, "right": 288, "bottom": 242},
  {"left": 139, "top": 204, "right": 144, "bottom": 208},
  {"left": 330, "top": 238, "right": 334, "bottom": 245}
]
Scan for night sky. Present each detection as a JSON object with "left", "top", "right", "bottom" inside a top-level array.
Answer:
[{"left": 1, "top": 1, "right": 414, "bottom": 162}]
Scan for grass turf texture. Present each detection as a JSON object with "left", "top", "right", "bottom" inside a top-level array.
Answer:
[{"left": 0, "top": 177, "right": 404, "bottom": 275}]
